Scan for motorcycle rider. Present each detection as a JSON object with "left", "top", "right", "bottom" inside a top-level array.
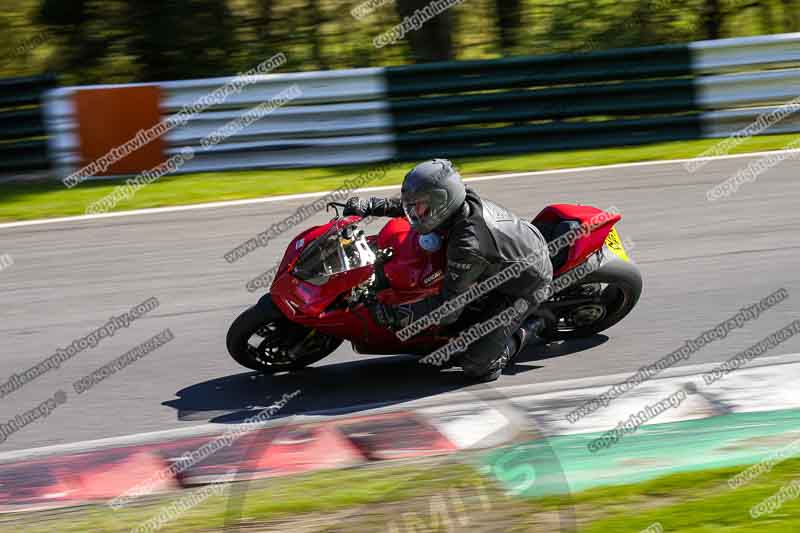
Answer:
[{"left": 343, "top": 159, "right": 553, "bottom": 382}]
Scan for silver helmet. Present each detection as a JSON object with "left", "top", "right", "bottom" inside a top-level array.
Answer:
[{"left": 400, "top": 159, "right": 466, "bottom": 234}]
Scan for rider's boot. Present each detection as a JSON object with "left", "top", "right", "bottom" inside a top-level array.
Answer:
[{"left": 512, "top": 316, "right": 546, "bottom": 357}]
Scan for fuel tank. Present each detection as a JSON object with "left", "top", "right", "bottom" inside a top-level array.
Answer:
[{"left": 377, "top": 217, "right": 447, "bottom": 291}]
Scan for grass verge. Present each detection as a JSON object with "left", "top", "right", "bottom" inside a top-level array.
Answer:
[
  {"left": 1, "top": 133, "right": 798, "bottom": 223},
  {"left": 4, "top": 454, "right": 800, "bottom": 532}
]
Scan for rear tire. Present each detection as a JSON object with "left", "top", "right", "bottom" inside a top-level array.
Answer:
[
  {"left": 226, "top": 295, "right": 342, "bottom": 373},
  {"left": 542, "top": 257, "right": 642, "bottom": 341}
]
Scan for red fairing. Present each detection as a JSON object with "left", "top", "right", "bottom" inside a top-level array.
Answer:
[
  {"left": 532, "top": 204, "right": 621, "bottom": 274},
  {"left": 376, "top": 217, "right": 446, "bottom": 304},
  {"left": 270, "top": 216, "right": 447, "bottom": 347},
  {"left": 271, "top": 264, "right": 374, "bottom": 318},
  {"left": 271, "top": 216, "right": 373, "bottom": 319}
]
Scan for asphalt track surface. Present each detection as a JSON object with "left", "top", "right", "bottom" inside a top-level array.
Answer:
[{"left": 2, "top": 154, "right": 799, "bottom": 453}]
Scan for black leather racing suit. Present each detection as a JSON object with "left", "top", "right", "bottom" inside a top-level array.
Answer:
[{"left": 365, "top": 187, "right": 553, "bottom": 377}]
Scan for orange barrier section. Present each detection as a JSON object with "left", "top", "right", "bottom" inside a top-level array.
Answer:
[{"left": 74, "top": 85, "right": 166, "bottom": 175}]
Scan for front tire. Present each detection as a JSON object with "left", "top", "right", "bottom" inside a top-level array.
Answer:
[{"left": 226, "top": 295, "right": 342, "bottom": 373}]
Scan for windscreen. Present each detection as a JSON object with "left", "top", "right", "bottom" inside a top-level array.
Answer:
[{"left": 293, "top": 224, "right": 376, "bottom": 283}]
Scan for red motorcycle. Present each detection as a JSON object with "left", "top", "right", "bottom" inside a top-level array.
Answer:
[{"left": 227, "top": 202, "right": 642, "bottom": 373}]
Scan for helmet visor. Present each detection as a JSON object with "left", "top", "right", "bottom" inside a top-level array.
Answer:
[
  {"left": 402, "top": 190, "right": 447, "bottom": 233},
  {"left": 403, "top": 197, "right": 431, "bottom": 227}
]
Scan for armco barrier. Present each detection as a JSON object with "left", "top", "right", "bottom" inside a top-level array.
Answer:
[
  {"left": 42, "top": 32, "right": 800, "bottom": 178},
  {"left": 44, "top": 67, "right": 394, "bottom": 178},
  {"left": 386, "top": 33, "right": 800, "bottom": 160},
  {"left": 385, "top": 44, "right": 700, "bottom": 160},
  {"left": 0, "top": 74, "right": 57, "bottom": 173}
]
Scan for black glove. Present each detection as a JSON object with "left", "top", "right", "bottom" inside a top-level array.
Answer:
[
  {"left": 343, "top": 197, "right": 404, "bottom": 218},
  {"left": 343, "top": 197, "right": 370, "bottom": 217}
]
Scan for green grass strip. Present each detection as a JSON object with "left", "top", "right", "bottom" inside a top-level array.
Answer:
[{"left": 1, "top": 133, "right": 798, "bottom": 223}]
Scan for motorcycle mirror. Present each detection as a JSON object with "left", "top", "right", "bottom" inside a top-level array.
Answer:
[{"left": 326, "top": 202, "right": 347, "bottom": 218}]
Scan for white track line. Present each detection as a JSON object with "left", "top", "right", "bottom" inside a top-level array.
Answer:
[
  {"left": 2, "top": 352, "right": 798, "bottom": 464},
  {"left": 0, "top": 148, "right": 796, "bottom": 231}
]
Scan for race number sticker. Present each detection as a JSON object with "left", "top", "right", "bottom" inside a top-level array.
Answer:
[{"left": 605, "top": 227, "right": 630, "bottom": 262}]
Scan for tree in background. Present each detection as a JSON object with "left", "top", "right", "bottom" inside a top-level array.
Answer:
[
  {"left": 127, "top": 0, "right": 237, "bottom": 80},
  {"left": 0, "top": 0, "right": 792, "bottom": 82},
  {"left": 253, "top": 0, "right": 277, "bottom": 51},
  {"left": 306, "top": 0, "right": 329, "bottom": 69},
  {"left": 494, "top": 0, "right": 523, "bottom": 53},
  {"left": 0, "top": 0, "right": 49, "bottom": 74},
  {"left": 782, "top": 0, "right": 799, "bottom": 31},
  {"left": 38, "top": 0, "right": 237, "bottom": 82},
  {"left": 394, "top": 0, "right": 456, "bottom": 61},
  {"left": 701, "top": 0, "right": 724, "bottom": 38},
  {"left": 37, "top": 0, "right": 115, "bottom": 82}
]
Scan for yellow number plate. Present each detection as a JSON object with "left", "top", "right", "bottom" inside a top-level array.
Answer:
[{"left": 605, "top": 227, "right": 630, "bottom": 262}]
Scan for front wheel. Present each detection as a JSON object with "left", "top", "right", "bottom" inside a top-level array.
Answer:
[{"left": 226, "top": 295, "right": 342, "bottom": 373}]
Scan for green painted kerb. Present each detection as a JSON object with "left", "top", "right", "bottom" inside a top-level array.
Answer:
[{"left": 482, "top": 409, "right": 800, "bottom": 497}]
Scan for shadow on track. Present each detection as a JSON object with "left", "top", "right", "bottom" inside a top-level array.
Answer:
[
  {"left": 506, "top": 334, "right": 608, "bottom": 374},
  {"left": 162, "top": 334, "right": 608, "bottom": 423}
]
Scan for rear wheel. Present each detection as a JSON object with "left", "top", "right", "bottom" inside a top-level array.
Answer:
[
  {"left": 541, "top": 258, "right": 642, "bottom": 341},
  {"left": 226, "top": 296, "right": 342, "bottom": 373}
]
